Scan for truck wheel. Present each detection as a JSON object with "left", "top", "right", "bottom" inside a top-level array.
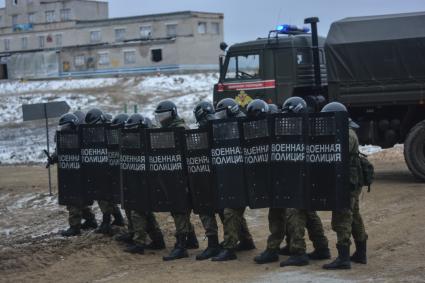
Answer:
[{"left": 404, "top": 120, "right": 425, "bottom": 181}]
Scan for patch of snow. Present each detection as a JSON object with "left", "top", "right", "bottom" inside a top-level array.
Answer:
[{"left": 360, "top": 145, "right": 383, "bottom": 155}]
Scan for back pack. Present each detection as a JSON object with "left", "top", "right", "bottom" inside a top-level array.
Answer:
[{"left": 359, "top": 153, "right": 375, "bottom": 192}]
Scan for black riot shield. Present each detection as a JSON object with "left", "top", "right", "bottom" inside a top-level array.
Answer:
[
  {"left": 210, "top": 119, "right": 247, "bottom": 209},
  {"left": 305, "top": 112, "right": 349, "bottom": 211},
  {"left": 241, "top": 117, "right": 272, "bottom": 209},
  {"left": 184, "top": 129, "right": 216, "bottom": 215},
  {"left": 120, "top": 128, "right": 150, "bottom": 212},
  {"left": 79, "top": 124, "right": 110, "bottom": 201},
  {"left": 147, "top": 128, "right": 190, "bottom": 213},
  {"left": 56, "top": 130, "right": 91, "bottom": 206},
  {"left": 105, "top": 125, "right": 121, "bottom": 204},
  {"left": 270, "top": 113, "right": 307, "bottom": 209}
]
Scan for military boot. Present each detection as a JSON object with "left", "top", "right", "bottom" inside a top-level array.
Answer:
[
  {"left": 111, "top": 210, "right": 125, "bottom": 227},
  {"left": 323, "top": 245, "right": 351, "bottom": 270},
  {"left": 196, "top": 235, "right": 221, "bottom": 260},
  {"left": 308, "top": 247, "right": 331, "bottom": 260},
  {"left": 81, "top": 217, "right": 98, "bottom": 230},
  {"left": 211, "top": 248, "right": 237, "bottom": 261},
  {"left": 186, "top": 230, "right": 199, "bottom": 249},
  {"left": 61, "top": 226, "right": 81, "bottom": 237},
  {"left": 146, "top": 231, "right": 166, "bottom": 250},
  {"left": 235, "top": 238, "right": 256, "bottom": 251},
  {"left": 124, "top": 244, "right": 145, "bottom": 255},
  {"left": 115, "top": 232, "right": 135, "bottom": 245},
  {"left": 279, "top": 245, "right": 291, "bottom": 256},
  {"left": 163, "top": 235, "right": 189, "bottom": 261},
  {"left": 95, "top": 213, "right": 113, "bottom": 235},
  {"left": 351, "top": 241, "right": 367, "bottom": 264},
  {"left": 254, "top": 249, "right": 279, "bottom": 264},
  {"left": 280, "top": 253, "right": 309, "bottom": 267}
]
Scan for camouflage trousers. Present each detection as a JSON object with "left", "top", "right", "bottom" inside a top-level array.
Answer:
[
  {"left": 132, "top": 210, "right": 163, "bottom": 246},
  {"left": 171, "top": 212, "right": 195, "bottom": 237},
  {"left": 199, "top": 213, "right": 221, "bottom": 237},
  {"left": 286, "top": 209, "right": 329, "bottom": 255},
  {"left": 98, "top": 200, "right": 120, "bottom": 215},
  {"left": 125, "top": 209, "right": 133, "bottom": 234},
  {"left": 222, "top": 208, "right": 253, "bottom": 249},
  {"left": 332, "top": 188, "right": 368, "bottom": 247},
  {"left": 67, "top": 205, "right": 95, "bottom": 227},
  {"left": 266, "top": 208, "right": 289, "bottom": 250}
]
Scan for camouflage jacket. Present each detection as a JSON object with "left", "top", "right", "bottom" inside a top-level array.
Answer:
[
  {"left": 163, "top": 117, "right": 189, "bottom": 129},
  {"left": 348, "top": 128, "right": 362, "bottom": 188}
]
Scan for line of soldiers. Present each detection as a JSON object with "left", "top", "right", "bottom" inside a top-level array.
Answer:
[{"left": 50, "top": 96, "right": 368, "bottom": 270}]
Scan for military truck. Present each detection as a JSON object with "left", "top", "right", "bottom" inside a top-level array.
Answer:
[{"left": 213, "top": 12, "right": 425, "bottom": 180}]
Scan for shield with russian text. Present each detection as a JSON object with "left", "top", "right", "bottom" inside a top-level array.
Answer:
[
  {"left": 305, "top": 112, "right": 349, "bottom": 211},
  {"left": 210, "top": 119, "right": 247, "bottom": 209},
  {"left": 120, "top": 128, "right": 150, "bottom": 211},
  {"left": 184, "top": 128, "right": 216, "bottom": 214},
  {"left": 147, "top": 128, "right": 190, "bottom": 213},
  {"left": 79, "top": 124, "right": 110, "bottom": 201},
  {"left": 106, "top": 125, "right": 122, "bottom": 204},
  {"left": 241, "top": 117, "right": 272, "bottom": 209},
  {"left": 270, "top": 113, "right": 307, "bottom": 209}
]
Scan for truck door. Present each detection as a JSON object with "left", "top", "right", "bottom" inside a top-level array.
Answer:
[{"left": 274, "top": 48, "right": 295, "bottom": 106}]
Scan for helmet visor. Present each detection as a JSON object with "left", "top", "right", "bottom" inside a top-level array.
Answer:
[
  {"left": 215, "top": 109, "right": 228, "bottom": 120},
  {"left": 154, "top": 111, "right": 172, "bottom": 124}
]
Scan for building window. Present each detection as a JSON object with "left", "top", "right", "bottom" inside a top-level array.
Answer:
[
  {"left": 21, "top": 37, "right": 28, "bottom": 49},
  {"left": 74, "top": 55, "right": 85, "bottom": 67},
  {"left": 12, "top": 15, "right": 18, "bottom": 26},
  {"left": 13, "top": 0, "right": 18, "bottom": 5},
  {"left": 60, "top": 9, "right": 71, "bottom": 21},
  {"left": 55, "top": 34, "right": 62, "bottom": 46},
  {"left": 98, "top": 52, "right": 110, "bottom": 65},
  {"left": 140, "top": 26, "right": 152, "bottom": 38},
  {"left": 115, "top": 28, "right": 126, "bottom": 42},
  {"left": 211, "top": 22, "right": 220, "bottom": 34},
  {"left": 4, "top": 39, "right": 10, "bottom": 51},
  {"left": 28, "top": 13, "right": 35, "bottom": 23},
  {"left": 38, "top": 36, "right": 44, "bottom": 48},
  {"left": 90, "top": 31, "right": 101, "bottom": 43},
  {"left": 124, "top": 51, "right": 136, "bottom": 64},
  {"left": 45, "top": 10, "right": 54, "bottom": 22},
  {"left": 166, "top": 24, "right": 177, "bottom": 37},
  {"left": 198, "top": 22, "right": 207, "bottom": 34},
  {"left": 151, "top": 49, "right": 162, "bottom": 62}
]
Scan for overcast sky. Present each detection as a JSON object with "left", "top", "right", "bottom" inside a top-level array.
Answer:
[{"left": 1, "top": 0, "right": 424, "bottom": 43}]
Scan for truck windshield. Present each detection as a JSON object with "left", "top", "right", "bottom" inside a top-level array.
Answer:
[{"left": 225, "top": 54, "right": 259, "bottom": 80}]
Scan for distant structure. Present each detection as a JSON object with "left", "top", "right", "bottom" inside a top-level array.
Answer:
[{"left": 0, "top": 0, "right": 224, "bottom": 79}]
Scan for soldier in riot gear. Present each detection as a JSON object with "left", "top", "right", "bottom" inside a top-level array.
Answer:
[
  {"left": 154, "top": 101, "right": 199, "bottom": 261},
  {"left": 121, "top": 113, "right": 166, "bottom": 255},
  {"left": 212, "top": 98, "right": 256, "bottom": 262},
  {"left": 49, "top": 112, "right": 98, "bottom": 237},
  {"left": 85, "top": 108, "right": 125, "bottom": 235},
  {"left": 268, "top": 103, "right": 279, "bottom": 114},
  {"left": 321, "top": 102, "right": 368, "bottom": 270}
]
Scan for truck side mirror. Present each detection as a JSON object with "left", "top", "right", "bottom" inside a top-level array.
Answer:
[{"left": 220, "top": 42, "right": 228, "bottom": 51}]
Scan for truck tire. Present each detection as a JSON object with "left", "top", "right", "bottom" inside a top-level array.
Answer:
[{"left": 404, "top": 120, "right": 425, "bottom": 181}]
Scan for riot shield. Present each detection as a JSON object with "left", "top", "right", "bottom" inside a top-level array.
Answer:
[
  {"left": 56, "top": 130, "right": 90, "bottom": 206},
  {"left": 79, "top": 124, "right": 110, "bottom": 201},
  {"left": 210, "top": 119, "right": 247, "bottom": 209},
  {"left": 241, "top": 117, "right": 272, "bottom": 209},
  {"left": 120, "top": 128, "right": 150, "bottom": 212},
  {"left": 147, "top": 128, "right": 190, "bottom": 213},
  {"left": 184, "top": 129, "right": 216, "bottom": 215},
  {"left": 305, "top": 112, "right": 349, "bottom": 211},
  {"left": 105, "top": 125, "right": 121, "bottom": 204},
  {"left": 270, "top": 113, "right": 307, "bottom": 209}
]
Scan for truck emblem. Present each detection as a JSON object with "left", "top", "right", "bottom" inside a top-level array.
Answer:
[{"left": 235, "top": 91, "right": 253, "bottom": 107}]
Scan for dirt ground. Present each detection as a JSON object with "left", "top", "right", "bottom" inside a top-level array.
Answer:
[{"left": 1, "top": 146, "right": 425, "bottom": 283}]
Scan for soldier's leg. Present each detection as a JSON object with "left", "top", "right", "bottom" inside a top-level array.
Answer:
[
  {"left": 185, "top": 212, "right": 199, "bottom": 249},
  {"left": 305, "top": 211, "right": 331, "bottom": 260},
  {"left": 236, "top": 210, "right": 255, "bottom": 251},
  {"left": 115, "top": 209, "right": 135, "bottom": 244},
  {"left": 62, "top": 205, "right": 82, "bottom": 237},
  {"left": 196, "top": 214, "right": 220, "bottom": 260},
  {"left": 145, "top": 212, "right": 165, "bottom": 250},
  {"left": 350, "top": 189, "right": 368, "bottom": 264},
  {"left": 124, "top": 211, "right": 148, "bottom": 254},
  {"left": 111, "top": 204, "right": 125, "bottom": 226},
  {"left": 80, "top": 206, "right": 98, "bottom": 230},
  {"left": 254, "top": 208, "right": 285, "bottom": 264},
  {"left": 96, "top": 200, "right": 113, "bottom": 234},
  {"left": 212, "top": 208, "right": 243, "bottom": 261},
  {"left": 163, "top": 212, "right": 191, "bottom": 261}
]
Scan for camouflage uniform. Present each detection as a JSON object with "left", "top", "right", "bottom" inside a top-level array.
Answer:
[
  {"left": 67, "top": 205, "right": 96, "bottom": 227},
  {"left": 331, "top": 129, "right": 368, "bottom": 247},
  {"left": 221, "top": 208, "right": 254, "bottom": 249},
  {"left": 286, "top": 208, "right": 328, "bottom": 254},
  {"left": 265, "top": 208, "right": 288, "bottom": 250},
  {"left": 132, "top": 210, "right": 163, "bottom": 246},
  {"left": 98, "top": 200, "right": 120, "bottom": 215}
]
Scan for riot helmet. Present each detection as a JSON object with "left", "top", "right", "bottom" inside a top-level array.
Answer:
[
  {"left": 144, "top": 117, "right": 153, "bottom": 128},
  {"left": 246, "top": 99, "right": 269, "bottom": 118},
  {"left": 73, "top": 110, "right": 86, "bottom": 124},
  {"left": 58, "top": 113, "right": 79, "bottom": 131},
  {"left": 154, "top": 100, "right": 177, "bottom": 125},
  {"left": 125, "top": 113, "right": 147, "bottom": 129},
  {"left": 215, "top": 98, "right": 241, "bottom": 119},
  {"left": 194, "top": 101, "right": 215, "bottom": 126},
  {"left": 85, "top": 108, "right": 106, "bottom": 124},
  {"left": 321, "top": 102, "right": 359, "bottom": 129},
  {"left": 111, "top": 113, "right": 129, "bottom": 127},
  {"left": 268, "top": 104, "right": 279, "bottom": 114},
  {"left": 104, "top": 113, "right": 113, "bottom": 123},
  {"left": 282, "top": 96, "right": 307, "bottom": 114}
]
